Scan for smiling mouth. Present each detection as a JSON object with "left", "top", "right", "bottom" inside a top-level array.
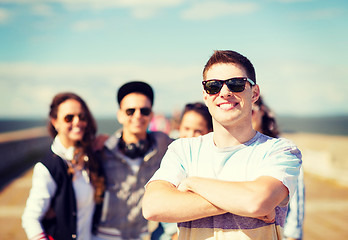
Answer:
[
  {"left": 218, "top": 102, "right": 239, "bottom": 110},
  {"left": 71, "top": 127, "right": 84, "bottom": 134}
]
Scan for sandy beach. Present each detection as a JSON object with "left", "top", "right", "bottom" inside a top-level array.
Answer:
[{"left": 282, "top": 132, "right": 348, "bottom": 187}]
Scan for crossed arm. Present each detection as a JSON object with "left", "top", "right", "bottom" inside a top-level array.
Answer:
[{"left": 142, "top": 176, "right": 288, "bottom": 223}]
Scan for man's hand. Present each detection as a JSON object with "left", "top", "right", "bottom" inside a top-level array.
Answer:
[
  {"left": 177, "top": 178, "right": 191, "bottom": 192},
  {"left": 255, "top": 209, "right": 276, "bottom": 223}
]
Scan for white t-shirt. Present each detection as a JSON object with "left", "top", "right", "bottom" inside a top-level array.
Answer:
[
  {"left": 149, "top": 132, "right": 302, "bottom": 239},
  {"left": 151, "top": 132, "right": 300, "bottom": 197}
]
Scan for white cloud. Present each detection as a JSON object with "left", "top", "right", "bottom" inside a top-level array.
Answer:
[
  {"left": 0, "top": 8, "right": 10, "bottom": 24},
  {"left": 31, "top": 4, "right": 55, "bottom": 16},
  {"left": 305, "top": 8, "right": 343, "bottom": 20},
  {"left": 288, "top": 8, "right": 344, "bottom": 20},
  {"left": 72, "top": 19, "right": 105, "bottom": 32},
  {"left": 0, "top": 0, "right": 184, "bottom": 19},
  {"left": 0, "top": 62, "right": 202, "bottom": 118},
  {"left": 273, "top": 0, "right": 313, "bottom": 3},
  {"left": 257, "top": 59, "right": 348, "bottom": 116},
  {"left": 130, "top": 7, "right": 160, "bottom": 19},
  {"left": 1, "top": 59, "right": 347, "bottom": 118},
  {"left": 181, "top": 1, "right": 259, "bottom": 20},
  {"left": 116, "top": 0, "right": 183, "bottom": 8}
]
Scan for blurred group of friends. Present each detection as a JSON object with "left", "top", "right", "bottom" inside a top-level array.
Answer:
[{"left": 22, "top": 50, "right": 304, "bottom": 240}]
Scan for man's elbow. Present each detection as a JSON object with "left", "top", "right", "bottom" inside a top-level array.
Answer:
[
  {"left": 245, "top": 177, "right": 289, "bottom": 217},
  {"left": 238, "top": 192, "right": 276, "bottom": 217},
  {"left": 247, "top": 200, "right": 274, "bottom": 217},
  {"left": 142, "top": 200, "right": 159, "bottom": 221},
  {"left": 142, "top": 180, "right": 177, "bottom": 221},
  {"left": 247, "top": 193, "right": 287, "bottom": 217},
  {"left": 142, "top": 208, "right": 154, "bottom": 221},
  {"left": 142, "top": 191, "right": 156, "bottom": 220},
  {"left": 142, "top": 186, "right": 167, "bottom": 221}
]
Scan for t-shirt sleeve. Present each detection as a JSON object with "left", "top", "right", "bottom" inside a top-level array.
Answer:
[
  {"left": 256, "top": 138, "right": 302, "bottom": 205},
  {"left": 147, "top": 139, "right": 188, "bottom": 187}
]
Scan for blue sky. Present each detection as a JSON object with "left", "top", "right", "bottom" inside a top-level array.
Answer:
[{"left": 1, "top": 0, "right": 347, "bottom": 118}]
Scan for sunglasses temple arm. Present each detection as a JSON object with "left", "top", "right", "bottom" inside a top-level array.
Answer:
[{"left": 247, "top": 78, "right": 255, "bottom": 85}]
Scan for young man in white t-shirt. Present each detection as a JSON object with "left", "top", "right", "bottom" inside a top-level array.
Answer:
[{"left": 142, "top": 50, "right": 302, "bottom": 240}]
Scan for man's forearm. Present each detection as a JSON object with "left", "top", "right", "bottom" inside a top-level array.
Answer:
[
  {"left": 142, "top": 180, "right": 226, "bottom": 222},
  {"left": 180, "top": 176, "right": 288, "bottom": 218}
]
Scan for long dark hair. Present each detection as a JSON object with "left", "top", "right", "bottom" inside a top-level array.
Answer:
[
  {"left": 253, "top": 96, "right": 280, "bottom": 138},
  {"left": 48, "top": 92, "right": 97, "bottom": 144},
  {"left": 48, "top": 92, "right": 104, "bottom": 203}
]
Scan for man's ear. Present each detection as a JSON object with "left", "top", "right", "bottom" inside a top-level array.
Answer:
[
  {"left": 251, "top": 84, "right": 260, "bottom": 103},
  {"left": 203, "top": 90, "right": 208, "bottom": 104},
  {"left": 117, "top": 110, "right": 124, "bottom": 124}
]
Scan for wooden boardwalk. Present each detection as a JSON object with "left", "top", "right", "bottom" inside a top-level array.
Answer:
[{"left": 1, "top": 168, "right": 348, "bottom": 240}]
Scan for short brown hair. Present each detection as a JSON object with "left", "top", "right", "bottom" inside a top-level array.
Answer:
[{"left": 203, "top": 50, "right": 256, "bottom": 84}]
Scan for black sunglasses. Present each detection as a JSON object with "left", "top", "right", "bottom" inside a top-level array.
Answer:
[
  {"left": 202, "top": 77, "right": 255, "bottom": 95},
  {"left": 124, "top": 108, "right": 152, "bottom": 116},
  {"left": 64, "top": 114, "right": 87, "bottom": 123}
]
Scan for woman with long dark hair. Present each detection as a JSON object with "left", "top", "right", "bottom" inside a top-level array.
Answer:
[{"left": 22, "top": 92, "right": 104, "bottom": 240}]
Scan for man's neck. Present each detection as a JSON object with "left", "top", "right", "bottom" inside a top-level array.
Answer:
[
  {"left": 122, "top": 130, "right": 147, "bottom": 144},
  {"left": 213, "top": 122, "right": 257, "bottom": 148}
]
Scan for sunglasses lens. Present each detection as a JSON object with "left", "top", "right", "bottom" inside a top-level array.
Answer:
[
  {"left": 125, "top": 108, "right": 151, "bottom": 116},
  {"left": 140, "top": 108, "right": 151, "bottom": 116},
  {"left": 64, "top": 114, "right": 87, "bottom": 123},
  {"left": 204, "top": 81, "right": 223, "bottom": 94},
  {"left": 125, "top": 108, "right": 136, "bottom": 116},
  {"left": 79, "top": 114, "right": 87, "bottom": 121},
  {"left": 64, "top": 115, "right": 74, "bottom": 123},
  {"left": 226, "top": 78, "right": 246, "bottom": 92}
]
